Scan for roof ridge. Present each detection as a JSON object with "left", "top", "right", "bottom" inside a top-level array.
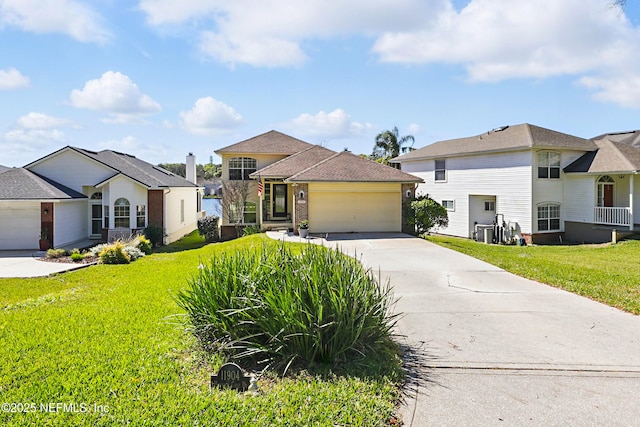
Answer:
[
  {"left": 251, "top": 145, "right": 335, "bottom": 177},
  {"left": 286, "top": 150, "right": 344, "bottom": 181}
]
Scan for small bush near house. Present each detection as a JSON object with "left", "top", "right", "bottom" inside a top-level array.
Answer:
[
  {"left": 122, "top": 246, "right": 145, "bottom": 261},
  {"left": 45, "top": 248, "right": 67, "bottom": 259},
  {"left": 242, "top": 224, "right": 261, "bottom": 236},
  {"left": 197, "top": 215, "right": 220, "bottom": 243},
  {"left": 99, "top": 242, "right": 131, "bottom": 264},
  {"left": 133, "top": 235, "right": 152, "bottom": 255},
  {"left": 70, "top": 252, "right": 84, "bottom": 262},
  {"left": 176, "top": 242, "right": 398, "bottom": 371},
  {"left": 407, "top": 194, "right": 449, "bottom": 235},
  {"left": 143, "top": 225, "right": 164, "bottom": 247}
]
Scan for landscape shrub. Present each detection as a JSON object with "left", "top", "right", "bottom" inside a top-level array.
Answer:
[
  {"left": 407, "top": 194, "right": 449, "bottom": 235},
  {"left": 70, "top": 252, "right": 84, "bottom": 262},
  {"left": 133, "top": 235, "right": 153, "bottom": 255},
  {"left": 122, "top": 246, "right": 145, "bottom": 261},
  {"left": 88, "top": 243, "right": 110, "bottom": 257},
  {"left": 176, "top": 242, "right": 398, "bottom": 371},
  {"left": 144, "top": 225, "right": 164, "bottom": 247},
  {"left": 45, "top": 248, "right": 67, "bottom": 259},
  {"left": 242, "top": 224, "right": 261, "bottom": 236},
  {"left": 197, "top": 215, "right": 220, "bottom": 242},
  {"left": 99, "top": 242, "right": 131, "bottom": 264}
]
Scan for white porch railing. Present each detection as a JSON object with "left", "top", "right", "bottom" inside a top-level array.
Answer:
[{"left": 593, "top": 207, "right": 632, "bottom": 226}]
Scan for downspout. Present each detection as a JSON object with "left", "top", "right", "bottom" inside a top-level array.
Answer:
[
  {"left": 630, "top": 173, "right": 635, "bottom": 231},
  {"left": 164, "top": 188, "right": 170, "bottom": 245}
]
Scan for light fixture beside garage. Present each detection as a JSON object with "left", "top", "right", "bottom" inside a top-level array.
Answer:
[{"left": 298, "top": 190, "right": 305, "bottom": 200}]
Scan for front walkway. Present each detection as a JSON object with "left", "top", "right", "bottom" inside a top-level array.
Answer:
[{"left": 267, "top": 231, "right": 640, "bottom": 426}]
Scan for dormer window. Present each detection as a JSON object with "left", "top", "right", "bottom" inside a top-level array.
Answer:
[
  {"left": 538, "top": 151, "right": 560, "bottom": 179},
  {"left": 229, "top": 157, "right": 257, "bottom": 180}
]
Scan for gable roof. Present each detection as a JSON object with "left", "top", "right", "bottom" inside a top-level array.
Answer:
[
  {"left": 286, "top": 151, "right": 423, "bottom": 183},
  {"left": 26, "top": 146, "right": 197, "bottom": 188},
  {"left": 564, "top": 139, "right": 640, "bottom": 174},
  {"left": 0, "top": 168, "right": 86, "bottom": 200},
  {"left": 249, "top": 145, "right": 336, "bottom": 179},
  {"left": 392, "top": 123, "right": 597, "bottom": 162},
  {"left": 215, "top": 130, "right": 314, "bottom": 155}
]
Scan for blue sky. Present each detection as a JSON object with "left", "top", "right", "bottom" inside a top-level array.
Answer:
[{"left": 2, "top": 0, "right": 640, "bottom": 167}]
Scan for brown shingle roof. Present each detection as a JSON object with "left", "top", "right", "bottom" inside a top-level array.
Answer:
[
  {"left": 249, "top": 145, "right": 336, "bottom": 179},
  {"left": 564, "top": 139, "right": 640, "bottom": 173},
  {"left": 286, "top": 151, "right": 423, "bottom": 183},
  {"left": 215, "top": 130, "right": 314, "bottom": 155},
  {"left": 393, "top": 123, "right": 597, "bottom": 162}
]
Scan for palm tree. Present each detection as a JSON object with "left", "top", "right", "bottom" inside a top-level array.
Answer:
[{"left": 372, "top": 126, "right": 415, "bottom": 162}]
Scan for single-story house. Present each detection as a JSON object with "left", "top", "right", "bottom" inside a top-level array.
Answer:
[
  {"left": 392, "top": 123, "right": 640, "bottom": 244},
  {"left": 214, "top": 130, "right": 423, "bottom": 239},
  {"left": 0, "top": 147, "right": 203, "bottom": 250}
]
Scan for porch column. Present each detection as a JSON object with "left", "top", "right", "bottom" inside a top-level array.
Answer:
[{"left": 630, "top": 174, "right": 634, "bottom": 231}]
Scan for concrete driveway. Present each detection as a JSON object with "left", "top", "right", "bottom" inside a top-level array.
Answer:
[
  {"left": 317, "top": 233, "right": 640, "bottom": 426},
  {"left": 0, "top": 250, "right": 89, "bottom": 278}
]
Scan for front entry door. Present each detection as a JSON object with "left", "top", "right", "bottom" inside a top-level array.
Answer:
[
  {"left": 91, "top": 203, "right": 102, "bottom": 236},
  {"left": 603, "top": 184, "right": 614, "bottom": 207},
  {"left": 272, "top": 184, "right": 287, "bottom": 218}
]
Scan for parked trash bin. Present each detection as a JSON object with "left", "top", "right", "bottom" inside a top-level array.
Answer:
[{"left": 484, "top": 227, "right": 494, "bottom": 244}]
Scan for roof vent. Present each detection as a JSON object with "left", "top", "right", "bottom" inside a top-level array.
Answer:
[{"left": 491, "top": 126, "right": 509, "bottom": 132}]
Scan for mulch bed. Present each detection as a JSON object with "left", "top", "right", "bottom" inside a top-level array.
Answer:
[{"left": 38, "top": 256, "right": 99, "bottom": 264}]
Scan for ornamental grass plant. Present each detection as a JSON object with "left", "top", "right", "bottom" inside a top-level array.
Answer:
[{"left": 176, "top": 242, "right": 398, "bottom": 371}]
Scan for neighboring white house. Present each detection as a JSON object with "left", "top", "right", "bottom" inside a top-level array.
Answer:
[
  {"left": 0, "top": 147, "right": 203, "bottom": 250},
  {"left": 393, "top": 124, "right": 640, "bottom": 244}
]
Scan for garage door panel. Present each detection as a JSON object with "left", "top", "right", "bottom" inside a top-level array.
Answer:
[
  {"left": 0, "top": 203, "right": 40, "bottom": 250},
  {"left": 309, "top": 190, "right": 400, "bottom": 233}
]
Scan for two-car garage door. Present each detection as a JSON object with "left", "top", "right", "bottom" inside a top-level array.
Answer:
[
  {"left": 0, "top": 202, "right": 40, "bottom": 250},
  {"left": 308, "top": 183, "right": 401, "bottom": 233}
]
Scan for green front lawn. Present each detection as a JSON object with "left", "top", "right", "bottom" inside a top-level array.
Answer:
[
  {"left": 427, "top": 235, "right": 640, "bottom": 315},
  {"left": 0, "top": 233, "right": 402, "bottom": 426}
]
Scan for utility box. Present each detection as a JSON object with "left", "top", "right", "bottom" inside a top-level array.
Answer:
[{"left": 484, "top": 227, "right": 494, "bottom": 244}]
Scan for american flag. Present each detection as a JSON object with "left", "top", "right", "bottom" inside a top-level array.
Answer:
[{"left": 257, "top": 181, "right": 263, "bottom": 196}]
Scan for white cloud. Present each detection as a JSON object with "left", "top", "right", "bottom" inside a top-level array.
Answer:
[
  {"left": 0, "top": 68, "right": 29, "bottom": 90},
  {"left": 288, "top": 109, "right": 373, "bottom": 138},
  {"left": 179, "top": 96, "right": 243, "bottom": 135},
  {"left": 16, "top": 112, "right": 76, "bottom": 129},
  {"left": 0, "top": 0, "right": 110, "bottom": 43},
  {"left": 4, "top": 129, "right": 66, "bottom": 144},
  {"left": 69, "top": 71, "right": 161, "bottom": 123},
  {"left": 139, "top": 0, "right": 436, "bottom": 67},
  {"left": 372, "top": 0, "right": 637, "bottom": 82},
  {"left": 406, "top": 123, "right": 422, "bottom": 135}
]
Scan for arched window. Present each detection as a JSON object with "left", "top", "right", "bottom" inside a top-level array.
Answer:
[
  {"left": 90, "top": 192, "right": 102, "bottom": 200},
  {"left": 537, "top": 151, "right": 561, "bottom": 179},
  {"left": 228, "top": 157, "right": 257, "bottom": 180},
  {"left": 537, "top": 203, "right": 560, "bottom": 231},
  {"left": 597, "top": 175, "right": 615, "bottom": 207},
  {"left": 114, "top": 198, "right": 130, "bottom": 228}
]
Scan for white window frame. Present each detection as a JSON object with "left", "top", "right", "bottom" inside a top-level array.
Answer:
[
  {"left": 442, "top": 200, "right": 455, "bottom": 211},
  {"left": 484, "top": 201, "right": 495, "bottom": 211},
  {"left": 136, "top": 205, "right": 146, "bottom": 228},
  {"left": 537, "top": 151, "right": 561, "bottom": 179},
  {"left": 435, "top": 159, "right": 446, "bottom": 182},
  {"left": 537, "top": 203, "right": 561, "bottom": 232},
  {"left": 228, "top": 157, "right": 257, "bottom": 181},
  {"left": 114, "top": 198, "right": 130, "bottom": 229}
]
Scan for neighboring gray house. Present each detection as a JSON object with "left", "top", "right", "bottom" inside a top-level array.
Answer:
[
  {"left": 393, "top": 124, "right": 640, "bottom": 244},
  {"left": 0, "top": 147, "right": 203, "bottom": 250},
  {"left": 0, "top": 165, "right": 10, "bottom": 174}
]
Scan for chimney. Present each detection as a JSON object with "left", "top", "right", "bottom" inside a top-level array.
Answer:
[{"left": 186, "top": 153, "right": 196, "bottom": 184}]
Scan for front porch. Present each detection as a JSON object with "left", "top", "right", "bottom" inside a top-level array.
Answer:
[{"left": 594, "top": 206, "right": 634, "bottom": 229}]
